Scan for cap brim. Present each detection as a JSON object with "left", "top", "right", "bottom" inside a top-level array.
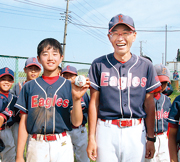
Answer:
[
  {"left": 26, "top": 63, "right": 41, "bottom": 70},
  {"left": 158, "top": 75, "right": 170, "bottom": 83},
  {"left": 61, "top": 70, "right": 77, "bottom": 75},
  {"left": 109, "top": 22, "right": 135, "bottom": 32},
  {"left": 0, "top": 74, "right": 14, "bottom": 80}
]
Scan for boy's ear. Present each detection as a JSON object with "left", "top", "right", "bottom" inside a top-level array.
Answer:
[
  {"left": 24, "top": 68, "right": 27, "bottom": 73},
  {"left": 37, "top": 56, "right": 41, "bottom": 64},
  {"left": 60, "top": 55, "right": 63, "bottom": 63}
]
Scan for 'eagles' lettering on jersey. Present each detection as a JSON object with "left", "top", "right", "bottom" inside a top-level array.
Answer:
[
  {"left": 101, "top": 72, "right": 147, "bottom": 90},
  {"left": 156, "top": 109, "right": 169, "bottom": 120},
  {"left": 31, "top": 95, "right": 69, "bottom": 109}
]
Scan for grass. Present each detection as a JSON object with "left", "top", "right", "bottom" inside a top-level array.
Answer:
[{"left": 169, "top": 90, "right": 180, "bottom": 103}]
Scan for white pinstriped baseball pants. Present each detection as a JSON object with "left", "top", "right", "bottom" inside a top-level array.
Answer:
[{"left": 96, "top": 118, "right": 146, "bottom": 162}]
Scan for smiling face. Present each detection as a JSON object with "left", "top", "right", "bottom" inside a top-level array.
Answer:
[
  {"left": 108, "top": 24, "right": 137, "bottom": 61},
  {"left": 37, "top": 46, "right": 63, "bottom": 77},
  {"left": 0, "top": 75, "right": 14, "bottom": 93},
  {"left": 24, "top": 65, "right": 41, "bottom": 81}
]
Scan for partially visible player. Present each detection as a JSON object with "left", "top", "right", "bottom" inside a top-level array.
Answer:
[
  {"left": 87, "top": 14, "right": 161, "bottom": 162},
  {"left": 15, "top": 38, "right": 90, "bottom": 162},
  {"left": 0, "top": 67, "right": 18, "bottom": 162},
  {"left": 58, "top": 66, "right": 62, "bottom": 76},
  {"left": 162, "top": 82, "right": 173, "bottom": 97},
  {"left": 145, "top": 64, "right": 171, "bottom": 162},
  {"left": 62, "top": 65, "right": 90, "bottom": 162},
  {"left": 11, "top": 57, "right": 41, "bottom": 97},
  {"left": 10, "top": 57, "right": 41, "bottom": 158},
  {"left": 167, "top": 95, "right": 180, "bottom": 161}
]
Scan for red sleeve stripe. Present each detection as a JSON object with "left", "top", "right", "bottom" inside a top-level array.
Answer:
[
  {"left": 20, "top": 110, "right": 27, "bottom": 114},
  {"left": 149, "top": 86, "right": 162, "bottom": 93}
]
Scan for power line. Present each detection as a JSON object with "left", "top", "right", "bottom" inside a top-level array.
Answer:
[
  {"left": 13, "top": 0, "right": 65, "bottom": 12},
  {"left": 0, "top": 6, "right": 60, "bottom": 18},
  {"left": 0, "top": 25, "right": 61, "bottom": 32},
  {"left": 0, "top": 10, "right": 58, "bottom": 20},
  {"left": 71, "top": 0, "right": 105, "bottom": 25},
  {"left": 0, "top": 2, "right": 59, "bottom": 15},
  {"left": 81, "top": 0, "right": 109, "bottom": 21},
  {"left": 72, "top": 23, "right": 109, "bottom": 45}
]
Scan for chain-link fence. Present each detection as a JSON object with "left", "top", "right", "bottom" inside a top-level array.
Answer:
[{"left": 0, "top": 55, "right": 91, "bottom": 85}]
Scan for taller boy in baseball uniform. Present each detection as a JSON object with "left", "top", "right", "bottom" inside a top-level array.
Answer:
[
  {"left": 87, "top": 14, "right": 161, "bottom": 162},
  {"left": 15, "top": 38, "right": 90, "bottom": 162}
]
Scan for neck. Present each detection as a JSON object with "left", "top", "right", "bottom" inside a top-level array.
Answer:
[
  {"left": 114, "top": 52, "right": 132, "bottom": 62},
  {"left": 43, "top": 69, "right": 59, "bottom": 77},
  {"left": 0, "top": 90, "right": 9, "bottom": 94}
]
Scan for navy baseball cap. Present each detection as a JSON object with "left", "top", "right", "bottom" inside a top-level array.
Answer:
[
  {"left": 0, "top": 67, "right": 14, "bottom": 80},
  {"left": 109, "top": 14, "right": 135, "bottom": 32},
  {"left": 25, "top": 57, "right": 41, "bottom": 69},
  {"left": 62, "top": 65, "right": 77, "bottom": 75},
  {"left": 154, "top": 64, "right": 170, "bottom": 83}
]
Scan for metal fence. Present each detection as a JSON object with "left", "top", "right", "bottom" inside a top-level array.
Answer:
[{"left": 0, "top": 55, "right": 91, "bottom": 85}]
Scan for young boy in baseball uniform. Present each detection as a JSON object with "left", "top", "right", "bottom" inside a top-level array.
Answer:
[
  {"left": 145, "top": 64, "right": 171, "bottom": 162},
  {"left": 15, "top": 38, "right": 90, "bottom": 162},
  {"left": 10, "top": 57, "right": 41, "bottom": 158},
  {"left": 11, "top": 57, "right": 41, "bottom": 97},
  {"left": 0, "top": 67, "right": 19, "bottom": 162},
  {"left": 62, "top": 65, "right": 90, "bottom": 162},
  {"left": 167, "top": 88, "right": 180, "bottom": 161},
  {"left": 87, "top": 14, "right": 161, "bottom": 162}
]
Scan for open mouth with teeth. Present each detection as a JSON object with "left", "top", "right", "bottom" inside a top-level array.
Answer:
[{"left": 117, "top": 43, "right": 126, "bottom": 47}]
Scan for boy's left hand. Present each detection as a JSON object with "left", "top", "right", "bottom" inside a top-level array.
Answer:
[{"left": 71, "top": 77, "right": 90, "bottom": 100}]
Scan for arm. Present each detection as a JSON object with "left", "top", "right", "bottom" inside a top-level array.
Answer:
[
  {"left": 0, "top": 116, "right": 4, "bottom": 128},
  {"left": 144, "top": 92, "right": 155, "bottom": 159},
  {"left": 169, "top": 127, "right": 178, "bottom": 162},
  {"left": 86, "top": 87, "right": 99, "bottom": 161},
  {"left": 71, "top": 78, "right": 90, "bottom": 127},
  {"left": 16, "top": 114, "right": 28, "bottom": 162}
]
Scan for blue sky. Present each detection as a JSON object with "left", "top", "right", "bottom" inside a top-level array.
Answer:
[{"left": 1, "top": 0, "right": 180, "bottom": 70}]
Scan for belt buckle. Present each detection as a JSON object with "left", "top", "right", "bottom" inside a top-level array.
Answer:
[
  {"left": 44, "top": 135, "right": 48, "bottom": 142},
  {"left": 117, "top": 120, "right": 123, "bottom": 128}
]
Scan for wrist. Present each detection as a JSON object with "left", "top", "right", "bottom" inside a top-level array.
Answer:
[{"left": 147, "top": 136, "right": 156, "bottom": 142}]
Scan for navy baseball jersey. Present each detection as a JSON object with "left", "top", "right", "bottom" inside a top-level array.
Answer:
[
  {"left": 167, "top": 95, "right": 180, "bottom": 143},
  {"left": 0, "top": 93, "right": 19, "bottom": 127},
  {"left": 15, "top": 76, "right": 73, "bottom": 134},
  {"left": 88, "top": 53, "right": 161, "bottom": 119},
  {"left": 81, "top": 92, "right": 89, "bottom": 125},
  {"left": 11, "top": 82, "right": 24, "bottom": 97},
  {"left": 154, "top": 93, "right": 171, "bottom": 133}
]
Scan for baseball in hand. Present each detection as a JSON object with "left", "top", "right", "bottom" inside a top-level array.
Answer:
[{"left": 75, "top": 75, "right": 86, "bottom": 87}]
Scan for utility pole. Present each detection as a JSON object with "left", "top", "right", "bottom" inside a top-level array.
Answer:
[
  {"left": 165, "top": 24, "right": 167, "bottom": 66},
  {"left": 140, "top": 41, "right": 143, "bottom": 56},
  {"left": 140, "top": 41, "right": 146, "bottom": 56},
  {"left": 162, "top": 53, "right": 164, "bottom": 65},
  {"left": 62, "top": 0, "right": 70, "bottom": 68}
]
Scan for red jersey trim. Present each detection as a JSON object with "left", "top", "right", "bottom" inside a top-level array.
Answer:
[
  {"left": 20, "top": 110, "right": 27, "bottom": 114},
  {"left": 0, "top": 92, "right": 9, "bottom": 98},
  {"left": 149, "top": 86, "right": 162, "bottom": 93},
  {"left": 42, "top": 75, "right": 59, "bottom": 85},
  {"left": 154, "top": 93, "right": 161, "bottom": 100}
]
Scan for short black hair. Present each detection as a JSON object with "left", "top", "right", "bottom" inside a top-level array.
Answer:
[
  {"left": 142, "top": 55, "right": 152, "bottom": 63},
  {"left": 58, "top": 66, "right": 62, "bottom": 71},
  {"left": 37, "top": 38, "right": 63, "bottom": 57}
]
